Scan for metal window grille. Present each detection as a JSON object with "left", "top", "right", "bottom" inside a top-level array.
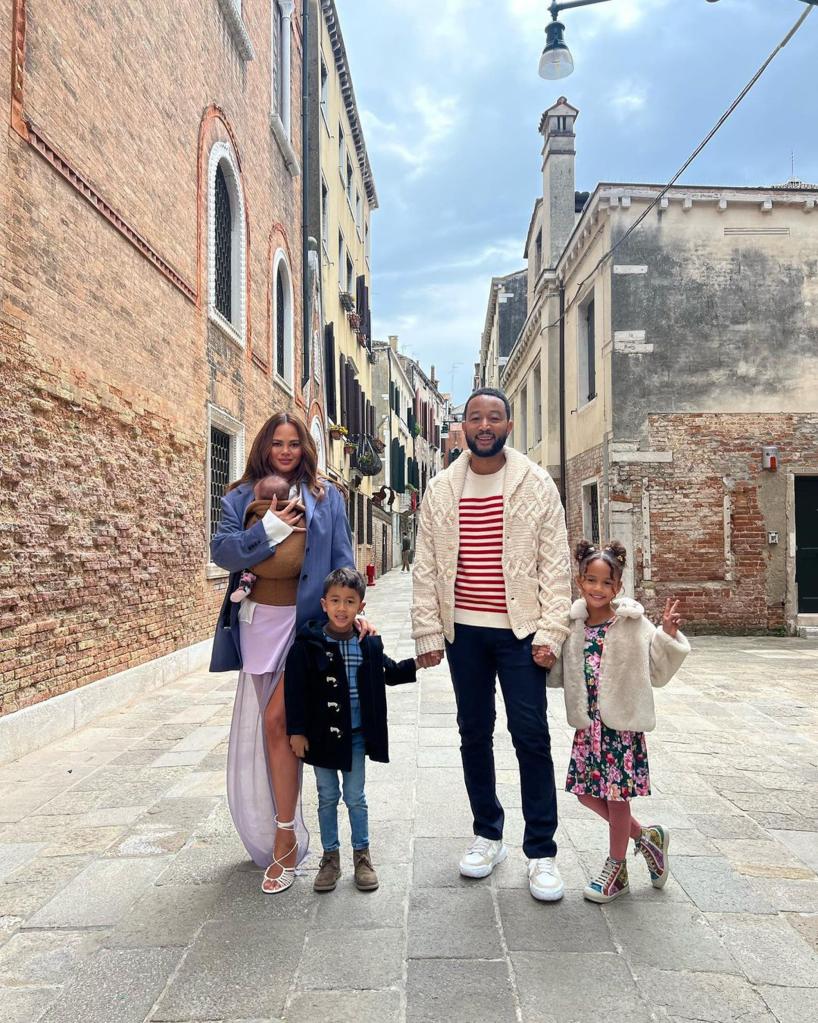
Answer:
[
  {"left": 589, "top": 483, "right": 600, "bottom": 546},
  {"left": 210, "top": 427, "right": 231, "bottom": 540},
  {"left": 366, "top": 498, "right": 373, "bottom": 544},
  {"left": 276, "top": 267, "right": 286, "bottom": 377},
  {"left": 214, "top": 165, "right": 232, "bottom": 322},
  {"left": 357, "top": 493, "right": 365, "bottom": 544}
]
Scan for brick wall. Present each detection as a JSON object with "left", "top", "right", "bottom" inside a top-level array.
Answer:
[
  {"left": 1, "top": 1, "right": 305, "bottom": 714},
  {"left": 609, "top": 413, "right": 818, "bottom": 632},
  {"left": 565, "top": 443, "right": 604, "bottom": 557}
]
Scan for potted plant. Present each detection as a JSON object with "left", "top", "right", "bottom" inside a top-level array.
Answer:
[
  {"left": 372, "top": 437, "right": 385, "bottom": 453},
  {"left": 328, "top": 423, "right": 347, "bottom": 441},
  {"left": 343, "top": 440, "right": 356, "bottom": 456},
  {"left": 347, "top": 311, "right": 361, "bottom": 330},
  {"left": 339, "top": 291, "right": 355, "bottom": 312}
]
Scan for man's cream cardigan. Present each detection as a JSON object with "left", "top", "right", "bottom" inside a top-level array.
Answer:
[
  {"left": 548, "top": 597, "right": 691, "bottom": 731},
  {"left": 411, "top": 447, "right": 572, "bottom": 656}
]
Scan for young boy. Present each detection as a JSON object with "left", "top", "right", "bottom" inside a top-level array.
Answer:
[{"left": 285, "top": 567, "right": 418, "bottom": 892}]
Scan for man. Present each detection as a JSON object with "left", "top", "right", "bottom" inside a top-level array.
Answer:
[
  {"left": 411, "top": 387, "right": 571, "bottom": 900},
  {"left": 401, "top": 534, "right": 411, "bottom": 572}
]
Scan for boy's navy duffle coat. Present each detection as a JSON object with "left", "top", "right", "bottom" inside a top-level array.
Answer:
[
  {"left": 209, "top": 482, "right": 354, "bottom": 672},
  {"left": 284, "top": 620, "right": 416, "bottom": 772}
]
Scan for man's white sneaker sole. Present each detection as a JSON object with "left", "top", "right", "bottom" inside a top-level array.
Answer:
[
  {"left": 529, "top": 879, "right": 565, "bottom": 902},
  {"left": 459, "top": 843, "right": 508, "bottom": 879}
]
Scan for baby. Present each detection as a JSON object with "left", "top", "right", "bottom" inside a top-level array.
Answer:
[{"left": 230, "top": 473, "right": 294, "bottom": 603}]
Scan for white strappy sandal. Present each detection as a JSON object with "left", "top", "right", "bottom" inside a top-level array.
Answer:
[{"left": 261, "top": 817, "right": 298, "bottom": 895}]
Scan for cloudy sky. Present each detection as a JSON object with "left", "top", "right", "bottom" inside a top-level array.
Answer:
[{"left": 337, "top": 0, "right": 817, "bottom": 402}]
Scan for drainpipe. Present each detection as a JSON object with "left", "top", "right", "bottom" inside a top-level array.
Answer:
[
  {"left": 301, "top": 0, "right": 310, "bottom": 386},
  {"left": 558, "top": 282, "right": 567, "bottom": 511}
]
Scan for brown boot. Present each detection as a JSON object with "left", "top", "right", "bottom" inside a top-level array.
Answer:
[
  {"left": 314, "top": 850, "right": 342, "bottom": 892},
  {"left": 353, "top": 847, "right": 379, "bottom": 891}
]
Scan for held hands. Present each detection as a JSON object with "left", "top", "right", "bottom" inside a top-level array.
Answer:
[
  {"left": 532, "top": 645, "right": 556, "bottom": 670},
  {"left": 661, "top": 598, "right": 683, "bottom": 638},
  {"left": 417, "top": 650, "right": 444, "bottom": 669},
  {"left": 270, "top": 495, "right": 306, "bottom": 532},
  {"left": 289, "top": 734, "right": 309, "bottom": 759}
]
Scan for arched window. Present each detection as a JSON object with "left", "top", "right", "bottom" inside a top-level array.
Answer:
[
  {"left": 208, "top": 142, "right": 246, "bottom": 346},
  {"left": 214, "top": 166, "right": 232, "bottom": 322},
  {"left": 272, "top": 249, "right": 293, "bottom": 387}
]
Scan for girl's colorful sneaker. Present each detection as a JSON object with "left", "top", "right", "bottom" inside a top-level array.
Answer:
[
  {"left": 635, "top": 825, "right": 670, "bottom": 888},
  {"left": 583, "top": 856, "right": 629, "bottom": 904}
]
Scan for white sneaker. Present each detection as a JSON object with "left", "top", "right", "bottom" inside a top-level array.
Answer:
[
  {"left": 528, "top": 857, "right": 564, "bottom": 901},
  {"left": 459, "top": 837, "right": 508, "bottom": 879}
]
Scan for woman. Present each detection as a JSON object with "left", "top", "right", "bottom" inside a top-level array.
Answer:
[{"left": 210, "top": 412, "right": 361, "bottom": 893}]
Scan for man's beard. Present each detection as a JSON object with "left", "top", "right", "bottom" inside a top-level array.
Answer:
[{"left": 466, "top": 431, "right": 508, "bottom": 458}]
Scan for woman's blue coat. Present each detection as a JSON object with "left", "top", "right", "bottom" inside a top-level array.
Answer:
[{"left": 209, "top": 481, "right": 355, "bottom": 672}]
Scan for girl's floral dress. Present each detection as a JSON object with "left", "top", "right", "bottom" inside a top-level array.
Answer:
[{"left": 565, "top": 619, "right": 651, "bottom": 801}]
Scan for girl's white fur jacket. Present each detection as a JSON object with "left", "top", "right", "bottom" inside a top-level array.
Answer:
[{"left": 548, "top": 597, "right": 690, "bottom": 732}]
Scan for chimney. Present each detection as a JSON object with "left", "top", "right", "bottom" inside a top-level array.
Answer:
[
  {"left": 539, "top": 97, "right": 579, "bottom": 268},
  {"left": 388, "top": 334, "right": 399, "bottom": 352},
  {"left": 430, "top": 365, "right": 436, "bottom": 386}
]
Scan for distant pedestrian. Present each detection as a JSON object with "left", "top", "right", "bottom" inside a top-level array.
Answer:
[
  {"left": 549, "top": 540, "right": 690, "bottom": 904},
  {"left": 285, "top": 568, "right": 419, "bottom": 893},
  {"left": 411, "top": 387, "right": 572, "bottom": 902},
  {"left": 401, "top": 534, "right": 411, "bottom": 572}
]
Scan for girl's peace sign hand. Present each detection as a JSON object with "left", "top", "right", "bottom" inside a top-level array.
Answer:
[{"left": 661, "top": 598, "right": 682, "bottom": 637}]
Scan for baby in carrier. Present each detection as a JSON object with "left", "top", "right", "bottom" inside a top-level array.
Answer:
[{"left": 230, "top": 473, "right": 299, "bottom": 603}]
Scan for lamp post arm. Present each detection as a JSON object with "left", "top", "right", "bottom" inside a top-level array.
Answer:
[{"left": 549, "top": 0, "right": 613, "bottom": 19}]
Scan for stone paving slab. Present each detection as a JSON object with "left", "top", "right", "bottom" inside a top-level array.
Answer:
[{"left": 0, "top": 569, "right": 817, "bottom": 1022}]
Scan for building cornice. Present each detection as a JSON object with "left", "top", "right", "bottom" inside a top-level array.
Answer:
[
  {"left": 523, "top": 198, "right": 543, "bottom": 259},
  {"left": 557, "top": 182, "right": 818, "bottom": 281},
  {"left": 500, "top": 283, "right": 551, "bottom": 387},
  {"left": 322, "top": 0, "right": 378, "bottom": 209}
]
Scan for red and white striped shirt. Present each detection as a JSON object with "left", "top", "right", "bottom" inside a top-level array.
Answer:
[{"left": 454, "top": 467, "right": 510, "bottom": 630}]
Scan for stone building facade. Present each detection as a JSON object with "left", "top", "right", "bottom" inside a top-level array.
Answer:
[
  {"left": 370, "top": 338, "right": 414, "bottom": 572},
  {"left": 308, "top": 0, "right": 378, "bottom": 576},
  {"left": 478, "top": 270, "right": 528, "bottom": 390},
  {"left": 1, "top": 0, "right": 306, "bottom": 715},
  {"left": 501, "top": 98, "right": 818, "bottom": 634}
]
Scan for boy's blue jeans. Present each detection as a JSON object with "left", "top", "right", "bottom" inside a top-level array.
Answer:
[{"left": 313, "top": 731, "right": 369, "bottom": 851}]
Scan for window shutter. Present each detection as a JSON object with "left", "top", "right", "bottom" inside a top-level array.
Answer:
[{"left": 324, "top": 324, "right": 337, "bottom": 421}]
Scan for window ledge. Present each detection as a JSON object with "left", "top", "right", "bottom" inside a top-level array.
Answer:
[
  {"left": 209, "top": 307, "right": 245, "bottom": 349},
  {"left": 217, "top": 0, "right": 255, "bottom": 61},
  {"left": 206, "top": 563, "right": 230, "bottom": 581},
  {"left": 274, "top": 373, "right": 294, "bottom": 397},
  {"left": 577, "top": 395, "right": 598, "bottom": 413},
  {"left": 270, "top": 115, "right": 300, "bottom": 176}
]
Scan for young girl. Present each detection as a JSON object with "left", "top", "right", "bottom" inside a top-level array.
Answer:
[{"left": 549, "top": 540, "right": 690, "bottom": 904}]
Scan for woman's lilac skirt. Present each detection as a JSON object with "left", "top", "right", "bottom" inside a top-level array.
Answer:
[{"left": 226, "top": 604, "right": 309, "bottom": 869}]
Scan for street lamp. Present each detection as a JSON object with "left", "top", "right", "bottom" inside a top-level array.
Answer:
[
  {"left": 539, "top": 0, "right": 818, "bottom": 80},
  {"left": 538, "top": 0, "right": 612, "bottom": 80}
]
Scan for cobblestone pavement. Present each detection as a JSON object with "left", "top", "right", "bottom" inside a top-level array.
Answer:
[{"left": 2, "top": 569, "right": 818, "bottom": 1022}]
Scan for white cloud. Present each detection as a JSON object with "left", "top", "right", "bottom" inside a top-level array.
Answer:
[
  {"left": 361, "top": 87, "right": 460, "bottom": 179},
  {"left": 611, "top": 80, "right": 647, "bottom": 120},
  {"left": 378, "top": 238, "right": 523, "bottom": 281}
]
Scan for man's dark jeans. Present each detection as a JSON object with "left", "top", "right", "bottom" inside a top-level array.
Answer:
[{"left": 445, "top": 623, "right": 558, "bottom": 859}]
